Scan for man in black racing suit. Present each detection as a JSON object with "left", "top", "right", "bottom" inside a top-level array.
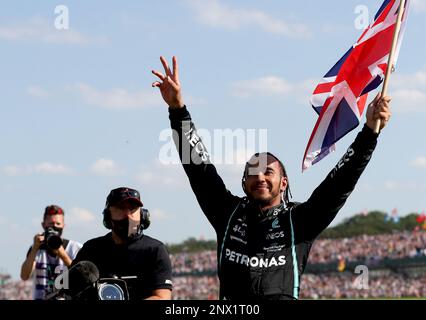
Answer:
[{"left": 152, "top": 56, "right": 392, "bottom": 300}]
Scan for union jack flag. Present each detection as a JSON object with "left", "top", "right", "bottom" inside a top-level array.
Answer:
[{"left": 303, "top": 0, "right": 410, "bottom": 171}]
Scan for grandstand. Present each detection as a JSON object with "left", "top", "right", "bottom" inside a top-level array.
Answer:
[
  {"left": 170, "top": 230, "right": 426, "bottom": 299},
  {"left": 169, "top": 211, "right": 426, "bottom": 299},
  {"left": 0, "top": 273, "right": 32, "bottom": 300}
]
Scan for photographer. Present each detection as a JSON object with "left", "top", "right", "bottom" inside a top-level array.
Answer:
[
  {"left": 71, "top": 187, "right": 173, "bottom": 300},
  {"left": 20, "top": 205, "right": 82, "bottom": 300}
]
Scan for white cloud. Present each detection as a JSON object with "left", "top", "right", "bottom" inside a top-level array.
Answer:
[
  {"left": 391, "top": 89, "right": 426, "bottom": 113},
  {"left": 384, "top": 180, "right": 400, "bottom": 190},
  {"left": 26, "top": 85, "right": 49, "bottom": 98},
  {"left": 1, "top": 165, "right": 22, "bottom": 176},
  {"left": 0, "top": 216, "right": 8, "bottom": 225},
  {"left": 320, "top": 24, "right": 349, "bottom": 34},
  {"left": 185, "top": 95, "right": 208, "bottom": 107},
  {"left": 186, "top": 0, "right": 311, "bottom": 38},
  {"left": 145, "top": 144, "right": 252, "bottom": 193},
  {"left": 230, "top": 75, "right": 313, "bottom": 102},
  {"left": 0, "top": 17, "right": 105, "bottom": 45},
  {"left": 34, "top": 162, "right": 72, "bottom": 175},
  {"left": 67, "top": 207, "right": 96, "bottom": 224},
  {"left": 90, "top": 159, "right": 124, "bottom": 176},
  {"left": 231, "top": 76, "right": 293, "bottom": 98},
  {"left": 1, "top": 162, "right": 72, "bottom": 176},
  {"left": 389, "top": 68, "right": 426, "bottom": 113},
  {"left": 357, "top": 183, "right": 375, "bottom": 192},
  {"left": 411, "top": 156, "right": 426, "bottom": 168},
  {"left": 230, "top": 68, "right": 426, "bottom": 111},
  {"left": 413, "top": 0, "right": 426, "bottom": 13},
  {"left": 391, "top": 67, "right": 426, "bottom": 89},
  {"left": 135, "top": 160, "right": 187, "bottom": 188},
  {"left": 375, "top": 67, "right": 426, "bottom": 113},
  {"left": 74, "top": 83, "right": 161, "bottom": 109},
  {"left": 65, "top": 208, "right": 104, "bottom": 237},
  {"left": 384, "top": 180, "right": 426, "bottom": 191},
  {"left": 150, "top": 208, "right": 172, "bottom": 221}
]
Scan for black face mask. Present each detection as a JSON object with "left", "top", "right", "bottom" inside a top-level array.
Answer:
[
  {"left": 44, "top": 226, "right": 63, "bottom": 237},
  {"left": 111, "top": 217, "right": 142, "bottom": 241},
  {"left": 111, "top": 218, "right": 129, "bottom": 240}
]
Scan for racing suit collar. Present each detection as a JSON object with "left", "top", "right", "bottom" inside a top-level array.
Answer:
[
  {"left": 262, "top": 202, "right": 285, "bottom": 217},
  {"left": 246, "top": 199, "right": 285, "bottom": 219}
]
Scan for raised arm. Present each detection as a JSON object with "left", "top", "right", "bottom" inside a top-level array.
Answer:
[
  {"left": 152, "top": 56, "right": 239, "bottom": 229},
  {"left": 292, "top": 93, "right": 391, "bottom": 241}
]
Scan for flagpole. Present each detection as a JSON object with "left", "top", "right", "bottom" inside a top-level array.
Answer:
[{"left": 374, "top": 0, "right": 406, "bottom": 133}]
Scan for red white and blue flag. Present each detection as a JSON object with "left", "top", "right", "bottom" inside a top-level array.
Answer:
[{"left": 303, "top": 0, "right": 410, "bottom": 171}]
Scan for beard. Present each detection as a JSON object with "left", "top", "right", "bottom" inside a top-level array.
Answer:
[
  {"left": 248, "top": 186, "right": 281, "bottom": 205},
  {"left": 251, "top": 191, "right": 280, "bottom": 205}
]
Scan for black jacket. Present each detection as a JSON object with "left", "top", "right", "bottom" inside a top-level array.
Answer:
[{"left": 169, "top": 106, "right": 378, "bottom": 300}]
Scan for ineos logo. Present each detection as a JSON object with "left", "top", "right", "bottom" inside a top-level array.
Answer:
[{"left": 266, "top": 231, "right": 284, "bottom": 240}]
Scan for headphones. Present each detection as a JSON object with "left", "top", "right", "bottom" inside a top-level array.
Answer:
[{"left": 102, "top": 207, "right": 151, "bottom": 230}]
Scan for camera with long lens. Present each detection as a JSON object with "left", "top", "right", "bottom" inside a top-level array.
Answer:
[{"left": 44, "top": 227, "right": 63, "bottom": 249}]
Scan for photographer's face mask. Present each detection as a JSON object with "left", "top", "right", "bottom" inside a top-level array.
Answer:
[
  {"left": 44, "top": 225, "right": 64, "bottom": 237},
  {"left": 42, "top": 214, "right": 64, "bottom": 235}
]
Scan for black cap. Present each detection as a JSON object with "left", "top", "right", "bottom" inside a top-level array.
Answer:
[{"left": 105, "top": 187, "right": 143, "bottom": 207}]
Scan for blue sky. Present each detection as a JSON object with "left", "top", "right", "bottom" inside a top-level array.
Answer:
[{"left": 1, "top": 0, "right": 426, "bottom": 279}]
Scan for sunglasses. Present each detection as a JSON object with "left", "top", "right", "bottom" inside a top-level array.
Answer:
[
  {"left": 110, "top": 188, "right": 139, "bottom": 198},
  {"left": 107, "top": 188, "right": 141, "bottom": 207}
]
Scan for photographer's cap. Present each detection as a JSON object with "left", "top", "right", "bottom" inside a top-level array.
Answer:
[{"left": 106, "top": 187, "right": 143, "bottom": 207}]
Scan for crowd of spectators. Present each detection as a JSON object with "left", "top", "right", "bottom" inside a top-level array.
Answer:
[
  {"left": 4, "top": 272, "right": 425, "bottom": 299},
  {"left": 0, "top": 275, "right": 32, "bottom": 300},
  {"left": 170, "top": 250, "right": 216, "bottom": 275},
  {"left": 171, "top": 276, "right": 219, "bottom": 300},
  {"left": 2, "top": 230, "right": 426, "bottom": 299},
  {"left": 170, "top": 231, "right": 426, "bottom": 275},
  {"left": 300, "top": 273, "right": 426, "bottom": 299},
  {"left": 308, "top": 231, "right": 426, "bottom": 264},
  {"left": 171, "top": 272, "right": 426, "bottom": 299}
]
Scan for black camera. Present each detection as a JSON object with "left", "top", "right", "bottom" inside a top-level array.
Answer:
[
  {"left": 44, "top": 227, "right": 63, "bottom": 249},
  {"left": 49, "top": 261, "right": 134, "bottom": 301},
  {"left": 69, "top": 277, "right": 130, "bottom": 300},
  {"left": 96, "top": 278, "right": 129, "bottom": 300}
]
